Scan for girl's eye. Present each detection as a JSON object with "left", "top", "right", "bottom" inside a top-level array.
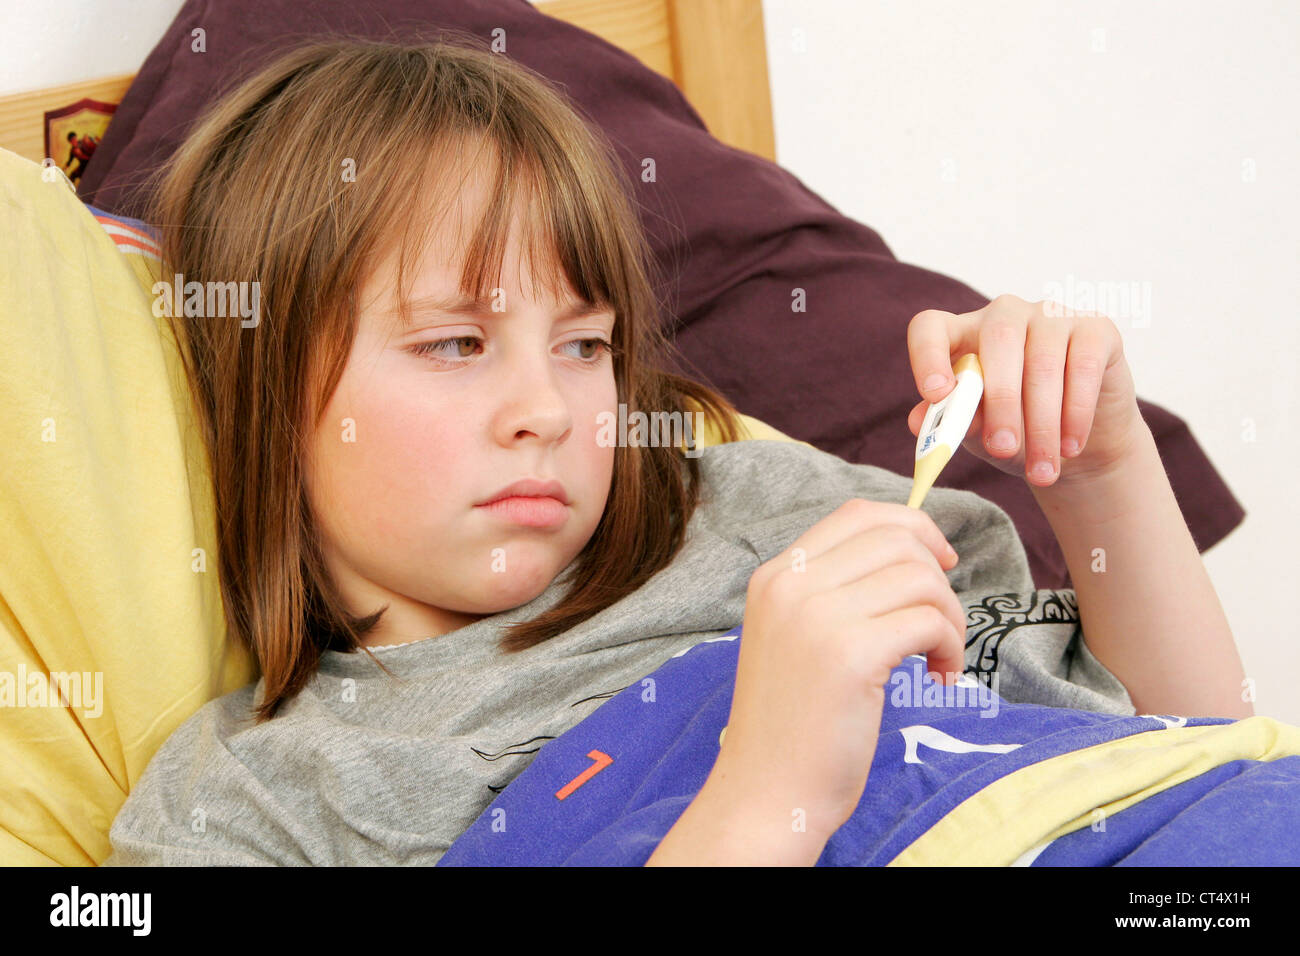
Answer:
[
  {"left": 409, "top": 335, "right": 482, "bottom": 362},
  {"left": 564, "top": 337, "right": 615, "bottom": 362},
  {"left": 408, "top": 336, "right": 615, "bottom": 366}
]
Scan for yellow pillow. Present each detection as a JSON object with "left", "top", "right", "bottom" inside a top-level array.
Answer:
[
  {"left": 694, "top": 408, "right": 810, "bottom": 449},
  {"left": 0, "top": 148, "right": 254, "bottom": 866},
  {"left": 0, "top": 146, "right": 802, "bottom": 866}
]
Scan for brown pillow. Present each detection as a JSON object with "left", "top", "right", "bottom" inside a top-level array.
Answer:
[{"left": 76, "top": 0, "right": 1244, "bottom": 587}]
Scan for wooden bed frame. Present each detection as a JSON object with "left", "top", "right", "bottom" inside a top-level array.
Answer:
[{"left": 0, "top": 0, "right": 775, "bottom": 168}]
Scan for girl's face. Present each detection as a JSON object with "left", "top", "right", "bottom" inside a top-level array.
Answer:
[{"left": 305, "top": 170, "right": 618, "bottom": 646}]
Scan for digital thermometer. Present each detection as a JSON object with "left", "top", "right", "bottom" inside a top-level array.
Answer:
[{"left": 907, "top": 353, "right": 984, "bottom": 509}]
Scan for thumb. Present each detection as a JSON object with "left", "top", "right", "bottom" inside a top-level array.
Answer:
[{"left": 907, "top": 399, "right": 929, "bottom": 436}]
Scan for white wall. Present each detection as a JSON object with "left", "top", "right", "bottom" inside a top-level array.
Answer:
[
  {"left": 3, "top": 0, "right": 1296, "bottom": 723},
  {"left": 763, "top": 0, "right": 1299, "bottom": 724},
  {"left": 0, "top": 1, "right": 184, "bottom": 93}
]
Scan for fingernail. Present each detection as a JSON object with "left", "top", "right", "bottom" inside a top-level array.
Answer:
[
  {"left": 1031, "top": 461, "right": 1055, "bottom": 482},
  {"left": 990, "top": 428, "right": 1016, "bottom": 451},
  {"left": 1062, "top": 437, "right": 1079, "bottom": 456},
  {"left": 923, "top": 373, "right": 948, "bottom": 392}
]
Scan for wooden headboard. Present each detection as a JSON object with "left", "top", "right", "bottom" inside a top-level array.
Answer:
[{"left": 0, "top": 0, "right": 775, "bottom": 168}]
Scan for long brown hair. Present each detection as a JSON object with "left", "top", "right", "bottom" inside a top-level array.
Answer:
[{"left": 145, "top": 33, "right": 744, "bottom": 723}]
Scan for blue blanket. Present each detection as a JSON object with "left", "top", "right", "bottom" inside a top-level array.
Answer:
[{"left": 440, "top": 627, "right": 1300, "bottom": 865}]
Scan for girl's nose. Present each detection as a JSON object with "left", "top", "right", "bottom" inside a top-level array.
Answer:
[{"left": 493, "top": 353, "right": 573, "bottom": 446}]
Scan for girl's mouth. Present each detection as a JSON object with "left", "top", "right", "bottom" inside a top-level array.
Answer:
[{"left": 475, "top": 495, "right": 569, "bottom": 528}]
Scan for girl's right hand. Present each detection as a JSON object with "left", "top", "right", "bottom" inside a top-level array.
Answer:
[{"left": 713, "top": 498, "right": 968, "bottom": 843}]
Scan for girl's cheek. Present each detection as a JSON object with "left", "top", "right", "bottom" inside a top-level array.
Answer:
[{"left": 362, "top": 392, "right": 467, "bottom": 481}]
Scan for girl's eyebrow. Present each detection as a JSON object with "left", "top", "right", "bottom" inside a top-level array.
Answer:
[{"left": 396, "top": 293, "right": 612, "bottom": 324}]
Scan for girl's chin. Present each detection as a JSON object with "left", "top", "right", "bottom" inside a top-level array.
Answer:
[{"left": 471, "top": 554, "right": 564, "bottom": 605}]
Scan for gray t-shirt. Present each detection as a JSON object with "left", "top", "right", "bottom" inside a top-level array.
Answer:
[{"left": 102, "top": 439, "right": 1134, "bottom": 865}]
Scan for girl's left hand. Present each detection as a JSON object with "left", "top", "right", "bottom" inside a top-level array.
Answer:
[{"left": 905, "top": 294, "right": 1145, "bottom": 489}]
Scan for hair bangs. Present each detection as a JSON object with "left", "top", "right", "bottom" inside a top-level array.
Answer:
[{"left": 377, "top": 132, "right": 621, "bottom": 340}]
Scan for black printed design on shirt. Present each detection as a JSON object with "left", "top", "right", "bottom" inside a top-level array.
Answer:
[
  {"left": 474, "top": 683, "right": 633, "bottom": 793},
  {"left": 962, "top": 589, "right": 1079, "bottom": 688}
]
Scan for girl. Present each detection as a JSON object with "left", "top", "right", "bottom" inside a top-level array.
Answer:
[{"left": 103, "top": 36, "right": 1256, "bottom": 866}]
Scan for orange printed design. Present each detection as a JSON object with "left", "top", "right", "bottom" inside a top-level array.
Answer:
[{"left": 556, "top": 750, "right": 613, "bottom": 800}]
